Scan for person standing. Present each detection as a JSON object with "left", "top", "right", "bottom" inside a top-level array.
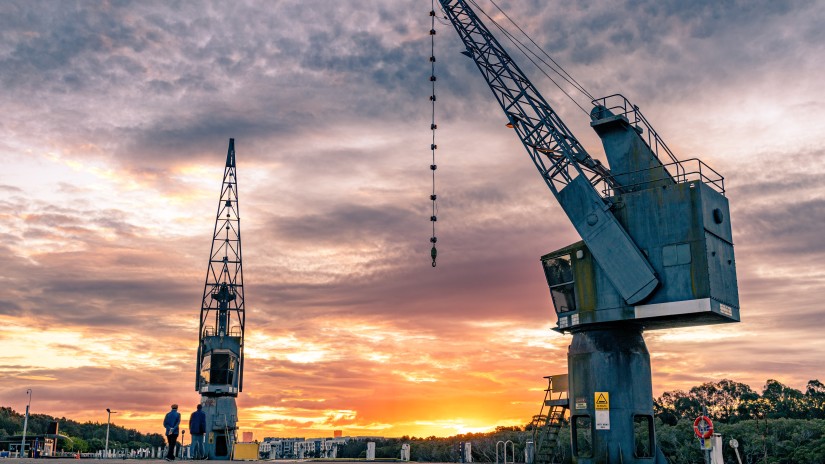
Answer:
[
  {"left": 163, "top": 404, "right": 181, "bottom": 461},
  {"left": 189, "top": 404, "right": 208, "bottom": 460}
]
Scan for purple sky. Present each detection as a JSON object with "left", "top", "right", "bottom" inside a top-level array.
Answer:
[{"left": 0, "top": 0, "right": 823, "bottom": 438}]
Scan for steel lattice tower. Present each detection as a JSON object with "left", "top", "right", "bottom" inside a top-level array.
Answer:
[{"left": 195, "top": 138, "right": 245, "bottom": 460}]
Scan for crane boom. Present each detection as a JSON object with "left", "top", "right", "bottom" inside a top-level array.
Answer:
[{"left": 439, "top": 0, "right": 658, "bottom": 304}]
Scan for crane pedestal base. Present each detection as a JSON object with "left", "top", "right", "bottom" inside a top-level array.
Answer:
[
  {"left": 568, "top": 328, "right": 666, "bottom": 463},
  {"left": 201, "top": 396, "right": 237, "bottom": 460}
]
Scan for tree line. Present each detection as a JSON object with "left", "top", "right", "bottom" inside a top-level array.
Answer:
[
  {"left": 334, "top": 378, "right": 825, "bottom": 463},
  {"left": 0, "top": 407, "right": 166, "bottom": 453},
  {"left": 654, "top": 378, "right": 825, "bottom": 424},
  {"left": 1, "top": 378, "right": 824, "bottom": 462}
]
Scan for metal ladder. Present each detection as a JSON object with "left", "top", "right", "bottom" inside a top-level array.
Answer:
[{"left": 531, "top": 375, "right": 569, "bottom": 464}]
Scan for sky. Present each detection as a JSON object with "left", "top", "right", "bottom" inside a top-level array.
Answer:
[{"left": 0, "top": 0, "right": 823, "bottom": 441}]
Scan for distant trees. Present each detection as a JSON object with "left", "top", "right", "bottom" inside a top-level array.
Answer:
[
  {"left": 654, "top": 378, "right": 824, "bottom": 425},
  {"left": 396, "top": 378, "right": 825, "bottom": 463},
  {"left": 0, "top": 407, "right": 165, "bottom": 453},
  {"left": 655, "top": 417, "right": 825, "bottom": 464},
  {"left": 806, "top": 380, "right": 825, "bottom": 418},
  {"left": 2, "top": 377, "right": 824, "bottom": 462}
]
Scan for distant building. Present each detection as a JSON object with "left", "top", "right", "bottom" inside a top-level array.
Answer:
[
  {"left": 260, "top": 436, "right": 365, "bottom": 459},
  {"left": 260, "top": 437, "right": 304, "bottom": 459},
  {"left": 258, "top": 440, "right": 271, "bottom": 459},
  {"left": 0, "top": 434, "right": 60, "bottom": 458},
  {"left": 296, "top": 438, "right": 324, "bottom": 458},
  {"left": 333, "top": 430, "right": 343, "bottom": 438}
]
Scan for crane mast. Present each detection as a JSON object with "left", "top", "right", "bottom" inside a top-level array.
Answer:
[
  {"left": 437, "top": 1, "right": 739, "bottom": 463},
  {"left": 195, "top": 138, "right": 245, "bottom": 460}
]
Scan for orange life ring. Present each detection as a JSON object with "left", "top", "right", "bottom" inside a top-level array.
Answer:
[{"left": 693, "top": 415, "right": 714, "bottom": 439}]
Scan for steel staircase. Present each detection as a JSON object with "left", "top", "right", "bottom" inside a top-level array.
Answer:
[{"left": 531, "top": 375, "right": 569, "bottom": 464}]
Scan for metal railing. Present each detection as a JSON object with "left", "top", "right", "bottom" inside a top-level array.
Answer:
[
  {"left": 592, "top": 94, "right": 725, "bottom": 196},
  {"left": 601, "top": 158, "right": 725, "bottom": 197},
  {"left": 495, "top": 440, "right": 514, "bottom": 464},
  {"left": 592, "top": 94, "right": 680, "bottom": 164},
  {"left": 203, "top": 326, "right": 242, "bottom": 337}
]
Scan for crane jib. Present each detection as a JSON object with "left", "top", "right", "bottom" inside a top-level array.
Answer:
[{"left": 439, "top": 0, "right": 659, "bottom": 303}]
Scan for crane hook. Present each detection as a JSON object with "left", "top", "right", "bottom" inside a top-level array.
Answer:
[{"left": 431, "top": 245, "right": 438, "bottom": 267}]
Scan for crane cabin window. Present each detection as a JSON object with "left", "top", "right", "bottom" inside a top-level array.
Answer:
[
  {"left": 201, "top": 352, "right": 237, "bottom": 387},
  {"left": 200, "top": 354, "right": 211, "bottom": 388},
  {"left": 543, "top": 255, "right": 576, "bottom": 314},
  {"left": 211, "top": 352, "right": 236, "bottom": 386}
]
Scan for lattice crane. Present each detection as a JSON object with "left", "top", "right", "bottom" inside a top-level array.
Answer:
[
  {"left": 195, "top": 138, "right": 245, "bottom": 460},
  {"left": 437, "top": 1, "right": 739, "bottom": 462}
]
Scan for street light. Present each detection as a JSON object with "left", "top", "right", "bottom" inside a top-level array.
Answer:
[
  {"left": 20, "top": 389, "right": 32, "bottom": 458},
  {"left": 105, "top": 408, "right": 118, "bottom": 458}
]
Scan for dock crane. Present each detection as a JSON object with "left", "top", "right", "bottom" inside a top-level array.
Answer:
[
  {"left": 437, "top": 1, "right": 740, "bottom": 462},
  {"left": 195, "top": 138, "right": 245, "bottom": 460}
]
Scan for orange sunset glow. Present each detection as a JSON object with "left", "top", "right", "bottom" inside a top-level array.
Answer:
[{"left": 1, "top": 0, "right": 824, "bottom": 441}]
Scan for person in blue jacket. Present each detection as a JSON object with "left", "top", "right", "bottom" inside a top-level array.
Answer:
[
  {"left": 189, "top": 404, "right": 208, "bottom": 459},
  {"left": 163, "top": 404, "right": 181, "bottom": 461}
]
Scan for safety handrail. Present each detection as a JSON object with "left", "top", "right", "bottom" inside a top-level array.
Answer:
[
  {"left": 592, "top": 94, "right": 680, "bottom": 167},
  {"left": 591, "top": 93, "right": 733, "bottom": 195},
  {"left": 202, "top": 326, "right": 243, "bottom": 337},
  {"left": 602, "top": 158, "right": 725, "bottom": 197}
]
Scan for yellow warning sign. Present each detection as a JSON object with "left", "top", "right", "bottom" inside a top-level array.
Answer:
[{"left": 595, "top": 392, "right": 610, "bottom": 410}]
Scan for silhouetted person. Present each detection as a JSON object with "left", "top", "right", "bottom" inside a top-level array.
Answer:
[
  {"left": 163, "top": 404, "right": 181, "bottom": 461},
  {"left": 189, "top": 404, "right": 207, "bottom": 459}
]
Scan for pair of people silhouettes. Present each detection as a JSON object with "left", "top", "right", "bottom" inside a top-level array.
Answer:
[{"left": 163, "top": 404, "right": 207, "bottom": 461}]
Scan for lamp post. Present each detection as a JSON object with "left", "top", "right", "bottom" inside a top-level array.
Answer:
[
  {"left": 105, "top": 408, "right": 117, "bottom": 458},
  {"left": 20, "top": 389, "right": 32, "bottom": 458}
]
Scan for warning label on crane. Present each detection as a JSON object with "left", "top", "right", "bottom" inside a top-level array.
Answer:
[
  {"left": 595, "top": 392, "right": 610, "bottom": 430},
  {"left": 595, "top": 392, "right": 610, "bottom": 410}
]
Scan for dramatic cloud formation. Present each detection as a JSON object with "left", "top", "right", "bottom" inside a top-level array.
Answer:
[{"left": 1, "top": 0, "right": 823, "bottom": 439}]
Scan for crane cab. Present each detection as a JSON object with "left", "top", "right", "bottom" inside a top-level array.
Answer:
[
  {"left": 542, "top": 177, "right": 740, "bottom": 332},
  {"left": 198, "top": 329, "right": 241, "bottom": 396},
  {"left": 541, "top": 95, "right": 740, "bottom": 332}
]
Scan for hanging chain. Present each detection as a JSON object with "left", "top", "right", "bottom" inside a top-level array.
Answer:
[{"left": 429, "top": 2, "right": 439, "bottom": 267}]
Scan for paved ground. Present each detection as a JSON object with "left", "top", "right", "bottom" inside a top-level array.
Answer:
[
  {"left": 0, "top": 460, "right": 445, "bottom": 464},
  {"left": 0, "top": 460, "right": 237, "bottom": 463},
  {"left": 0, "top": 460, "right": 321, "bottom": 463}
]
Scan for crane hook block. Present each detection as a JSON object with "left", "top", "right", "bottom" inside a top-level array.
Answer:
[
  {"left": 429, "top": 29, "right": 437, "bottom": 35},
  {"left": 430, "top": 237, "right": 437, "bottom": 243},
  {"left": 429, "top": 10, "right": 435, "bottom": 16},
  {"left": 430, "top": 194, "right": 437, "bottom": 201},
  {"left": 431, "top": 246, "right": 438, "bottom": 267}
]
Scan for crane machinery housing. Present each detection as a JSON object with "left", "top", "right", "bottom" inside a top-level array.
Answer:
[
  {"left": 195, "top": 138, "right": 246, "bottom": 460},
  {"left": 437, "top": 1, "right": 739, "bottom": 462}
]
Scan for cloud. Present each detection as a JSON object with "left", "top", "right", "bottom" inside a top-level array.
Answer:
[{"left": 0, "top": 0, "right": 823, "bottom": 439}]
